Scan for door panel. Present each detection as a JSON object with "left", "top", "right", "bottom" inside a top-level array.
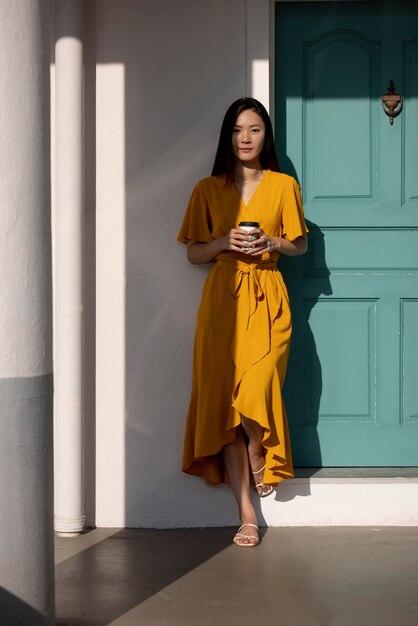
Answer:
[
  {"left": 404, "top": 36, "right": 418, "bottom": 205},
  {"left": 304, "top": 31, "right": 380, "bottom": 210},
  {"left": 402, "top": 300, "right": 418, "bottom": 425},
  {"left": 275, "top": 1, "right": 418, "bottom": 466}
]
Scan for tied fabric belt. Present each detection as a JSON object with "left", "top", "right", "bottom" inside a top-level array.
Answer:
[{"left": 217, "top": 258, "right": 278, "bottom": 329}]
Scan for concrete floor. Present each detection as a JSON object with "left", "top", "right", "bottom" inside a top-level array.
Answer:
[{"left": 55, "top": 527, "right": 418, "bottom": 626}]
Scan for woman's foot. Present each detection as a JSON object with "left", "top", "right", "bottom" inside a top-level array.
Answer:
[
  {"left": 250, "top": 458, "right": 274, "bottom": 497},
  {"left": 246, "top": 441, "right": 274, "bottom": 497},
  {"left": 233, "top": 523, "right": 259, "bottom": 548}
]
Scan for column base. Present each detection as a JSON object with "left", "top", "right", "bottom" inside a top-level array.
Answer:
[{"left": 54, "top": 514, "right": 85, "bottom": 535}]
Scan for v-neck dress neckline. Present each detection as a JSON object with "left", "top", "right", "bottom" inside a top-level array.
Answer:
[{"left": 233, "top": 169, "right": 269, "bottom": 208}]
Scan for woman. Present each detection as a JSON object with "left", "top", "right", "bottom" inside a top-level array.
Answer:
[{"left": 178, "top": 98, "right": 308, "bottom": 547}]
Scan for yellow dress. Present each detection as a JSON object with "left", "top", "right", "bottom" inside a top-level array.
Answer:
[{"left": 178, "top": 170, "right": 308, "bottom": 485}]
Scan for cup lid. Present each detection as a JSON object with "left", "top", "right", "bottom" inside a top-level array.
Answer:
[{"left": 239, "top": 221, "right": 260, "bottom": 227}]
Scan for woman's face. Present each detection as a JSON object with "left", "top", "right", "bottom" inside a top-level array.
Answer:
[{"left": 231, "top": 109, "right": 266, "bottom": 166}]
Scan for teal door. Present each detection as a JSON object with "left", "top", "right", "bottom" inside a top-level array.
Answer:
[{"left": 275, "top": 1, "right": 418, "bottom": 466}]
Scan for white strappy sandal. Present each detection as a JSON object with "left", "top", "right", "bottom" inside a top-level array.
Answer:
[
  {"left": 233, "top": 523, "right": 259, "bottom": 548},
  {"left": 252, "top": 464, "right": 274, "bottom": 498}
]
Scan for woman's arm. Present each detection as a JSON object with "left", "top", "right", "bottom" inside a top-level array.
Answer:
[
  {"left": 186, "top": 230, "right": 307, "bottom": 263},
  {"left": 186, "top": 228, "right": 256, "bottom": 264},
  {"left": 271, "top": 235, "right": 308, "bottom": 256},
  {"left": 186, "top": 239, "right": 224, "bottom": 264}
]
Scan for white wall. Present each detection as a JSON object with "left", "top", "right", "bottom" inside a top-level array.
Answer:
[
  {"left": 56, "top": 1, "right": 418, "bottom": 529},
  {"left": 91, "top": 0, "right": 272, "bottom": 527},
  {"left": 1, "top": 1, "right": 55, "bottom": 618}
]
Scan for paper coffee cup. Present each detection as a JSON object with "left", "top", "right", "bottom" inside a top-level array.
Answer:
[
  {"left": 239, "top": 221, "right": 260, "bottom": 232},
  {"left": 239, "top": 221, "right": 260, "bottom": 250}
]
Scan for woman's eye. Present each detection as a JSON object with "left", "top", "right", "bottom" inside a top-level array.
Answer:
[
  {"left": 252, "top": 128, "right": 260, "bottom": 133},
  {"left": 233, "top": 128, "right": 240, "bottom": 133}
]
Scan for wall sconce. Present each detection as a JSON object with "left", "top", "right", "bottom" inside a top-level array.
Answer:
[{"left": 381, "top": 80, "right": 403, "bottom": 125}]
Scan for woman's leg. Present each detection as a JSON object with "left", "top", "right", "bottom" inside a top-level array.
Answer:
[
  {"left": 222, "top": 427, "right": 258, "bottom": 545},
  {"left": 241, "top": 415, "right": 272, "bottom": 496}
]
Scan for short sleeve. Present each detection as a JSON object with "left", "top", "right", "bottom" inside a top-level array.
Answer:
[
  {"left": 177, "top": 182, "right": 213, "bottom": 244},
  {"left": 281, "top": 177, "right": 308, "bottom": 241}
]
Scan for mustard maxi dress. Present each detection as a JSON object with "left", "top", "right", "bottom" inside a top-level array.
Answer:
[{"left": 178, "top": 170, "right": 308, "bottom": 486}]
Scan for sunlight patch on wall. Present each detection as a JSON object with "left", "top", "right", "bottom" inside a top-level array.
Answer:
[{"left": 96, "top": 63, "right": 127, "bottom": 525}]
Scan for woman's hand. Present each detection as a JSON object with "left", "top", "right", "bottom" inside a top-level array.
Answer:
[
  {"left": 246, "top": 228, "right": 308, "bottom": 257},
  {"left": 219, "top": 228, "right": 258, "bottom": 253},
  {"left": 187, "top": 228, "right": 256, "bottom": 264},
  {"left": 245, "top": 228, "right": 274, "bottom": 257}
]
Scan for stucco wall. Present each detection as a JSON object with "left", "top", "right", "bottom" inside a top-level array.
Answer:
[
  {"left": 52, "top": 1, "right": 418, "bottom": 530},
  {"left": 89, "top": 0, "right": 271, "bottom": 527}
]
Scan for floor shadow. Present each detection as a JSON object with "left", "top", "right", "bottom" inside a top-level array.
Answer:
[
  {"left": 55, "top": 528, "right": 234, "bottom": 625},
  {"left": 0, "top": 587, "right": 50, "bottom": 626},
  {"left": 55, "top": 527, "right": 418, "bottom": 626}
]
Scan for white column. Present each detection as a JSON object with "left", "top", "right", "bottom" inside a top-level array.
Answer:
[
  {"left": 0, "top": 1, "right": 54, "bottom": 624},
  {"left": 54, "top": 0, "right": 85, "bottom": 535}
]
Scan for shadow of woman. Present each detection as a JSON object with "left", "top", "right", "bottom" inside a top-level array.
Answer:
[{"left": 278, "top": 220, "right": 332, "bottom": 483}]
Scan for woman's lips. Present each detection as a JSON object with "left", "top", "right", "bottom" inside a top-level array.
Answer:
[{"left": 240, "top": 148, "right": 252, "bottom": 152}]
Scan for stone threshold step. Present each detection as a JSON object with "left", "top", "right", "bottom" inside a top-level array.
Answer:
[{"left": 294, "top": 467, "right": 418, "bottom": 479}]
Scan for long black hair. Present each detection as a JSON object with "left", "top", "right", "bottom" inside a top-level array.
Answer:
[{"left": 211, "top": 97, "right": 280, "bottom": 183}]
